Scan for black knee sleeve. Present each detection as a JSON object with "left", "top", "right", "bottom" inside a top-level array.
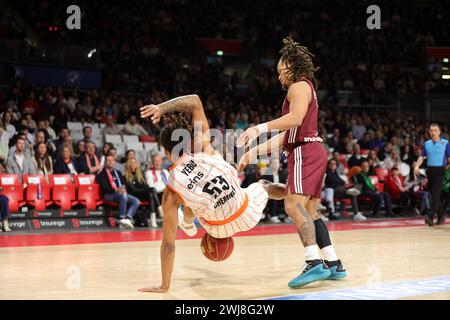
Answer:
[{"left": 314, "top": 219, "right": 332, "bottom": 249}]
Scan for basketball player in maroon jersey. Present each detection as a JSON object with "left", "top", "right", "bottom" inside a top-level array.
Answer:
[{"left": 237, "top": 36, "right": 346, "bottom": 287}]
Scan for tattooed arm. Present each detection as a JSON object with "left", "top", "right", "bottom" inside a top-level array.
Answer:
[
  {"left": 140, "top": 94, "right": 209, "bottom": 134},
  {"left": 140, "top": 94, "right": 213, "bottom": 155}
]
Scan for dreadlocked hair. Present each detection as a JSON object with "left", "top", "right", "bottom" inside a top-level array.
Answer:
[
  {"left": 279, "top": 35, "right": 319, "bottom": 88},
  {"left": 160, "top": 113, "right": 193, "bottom": 156}
]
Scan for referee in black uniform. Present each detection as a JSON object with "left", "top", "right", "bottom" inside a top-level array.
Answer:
[{"left": 414, "top": 124, "right": 450, "bottom": 226}]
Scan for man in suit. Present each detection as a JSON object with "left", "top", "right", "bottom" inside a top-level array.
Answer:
[
  {"left": 6, "top": 137, "right": 35, "bottom": 179},
  {"left": 75, "top": 141, "right": 102, "bottom": 175},
  {"left": 97, "top": 154, "right": 140, "bottom": 229}
]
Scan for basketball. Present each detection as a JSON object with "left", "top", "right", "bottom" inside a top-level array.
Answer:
[{"left": 200, "top": 233, "right": 234, "bottom": 261}]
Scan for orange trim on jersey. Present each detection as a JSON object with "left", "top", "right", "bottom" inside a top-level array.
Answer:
[
  {"left": 202, "top": 193, "right": 249, "bottom": 226},
  {"left": 168, "top": 154, "right": 186, "bottom": 171},
  {"left": 166, "top": 184, "right": 186, "bottom": 205}
]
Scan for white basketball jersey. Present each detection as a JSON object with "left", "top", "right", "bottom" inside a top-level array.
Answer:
[{"left": 167, "top": 152, "right": 247, "bottom": 222}]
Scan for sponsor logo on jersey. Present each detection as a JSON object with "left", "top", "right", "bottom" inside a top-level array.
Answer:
[{"left": 213, "top": 186, "right": 236, "bottom": 209}]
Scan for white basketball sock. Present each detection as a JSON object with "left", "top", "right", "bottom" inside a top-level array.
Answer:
[
  {"left": 321, "top": 245, "right": 338, "bottom": 262},
  {"left": 304, "top": 245, "right": 321, "bottom": 261}
]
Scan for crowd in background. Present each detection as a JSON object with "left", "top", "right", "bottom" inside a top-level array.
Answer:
[
  {"left": 11, "top": 0, "right": 450, "bottom": 102},
  {"left": 0, "top": 78, "right": 449, "bottom": 230},
  {"left": 0, "top": 0, "right": 448, "bottom": 231}
]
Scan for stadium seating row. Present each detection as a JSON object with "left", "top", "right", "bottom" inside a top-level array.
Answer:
[{"left": 0, "top": 174, "right": 149, "bottom": 212}]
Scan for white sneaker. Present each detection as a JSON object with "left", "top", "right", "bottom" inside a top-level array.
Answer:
[
  {"left": 284, "top": 216, "right": 293, "bottom": 223},
  {"left": 353, "top": 212, "right": 367, "bottom": 221},
  {"left": 346, "top": 188, "right": 361, "bottom": 197},
  {"left": 260, "top": 213, "right": 266, "bottom": 221},
  {"left": 320, "top": 214, "right": 329, "bottom": 222},
  {"left": 317, "top": 203, "right": 327, "bottom": 212},
  {"left": 2, "top": 219, "right": 11, "bottom": 232},
  {"left": 148, "top": 213, "right": 158, "bottom": 228},
  {"left": 178, "top": 207, "right": 197, "bottom": 237},
  {"left": 119, "top": 218, "right": 134, "bottom": 230},
  {"left": 269, "top": 216, "right": 282, "bottom": 224}
]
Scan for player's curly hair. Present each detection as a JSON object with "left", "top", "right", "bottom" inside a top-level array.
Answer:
[
  {"left": 279, "top": 35, "right": 319, "bottom": 88},
  {"left": 160, "top": 113, "right": 193, "bottom": 155}
]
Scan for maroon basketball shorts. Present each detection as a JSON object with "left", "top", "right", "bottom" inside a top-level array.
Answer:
[{"left": 285, "top": 142, "right": 327, "bottom": 198}]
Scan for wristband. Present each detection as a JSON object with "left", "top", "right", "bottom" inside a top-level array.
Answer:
[{"left": 256, "top": 123, "right": 269, "bottom": 134}]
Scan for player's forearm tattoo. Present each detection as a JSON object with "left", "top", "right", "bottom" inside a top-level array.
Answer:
[
  {"left": 296, "top": 202, "right": 316, "bottom": 247},
  {"left": 158, "top": 95, "right": 198, "bottom": 115}
]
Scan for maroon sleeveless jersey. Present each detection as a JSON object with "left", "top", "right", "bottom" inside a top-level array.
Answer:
[{"left": 282, "top": 77, "right": 322, "bottom": 152}]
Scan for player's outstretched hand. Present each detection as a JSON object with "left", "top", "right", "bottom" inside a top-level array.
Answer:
[
  {"left": 138, "top": 286, "right": 168, "bottom": 293},
  {"left": 140, "top": 104, "right": 161, "bottom": 124},
  {"left": 236, "top": 126, "right": 260, "bottom": 148}
]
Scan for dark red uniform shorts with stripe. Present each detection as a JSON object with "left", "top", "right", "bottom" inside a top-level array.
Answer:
[{"left": 286, "top": 142, "right": 327, "bottom": 198}]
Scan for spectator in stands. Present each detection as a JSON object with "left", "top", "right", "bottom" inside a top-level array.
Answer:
[
  {"left": 383, "top": 150, "right": 405, "bottom": 170},
  {"left": 2, "top": 111, "right": 16, "bottom": 139},
  {"left": 369, "top": 131, "right": 384, "bottom": 150},
  {"left": 39, "top": 119, "right": 57, "bottom": 141},
  {"left": 124, "top": 158, "right": 158, "bottom": 228},
  {"left": 378, "top": 142, "right": 393, "bottom": 161},
  {"left": 75, "top": 141, "right": 101, "bottom": 175},
  {"left": 97, "top": 154, "right": 140, "bottom": 230},
  {"left": 81, "top": 126, "right": 94, "bottom": 144},
  {"left": 53, "top": 146, "right": 78, "bottom": 174},
  {"left": 35, "top": 128, "right": 56, "bottom": 158},
  {"left": 18, "top": 124, "right": 35, "bottom": 148},
  {"left": 0, "top": 125, "right": 9, "bottom": 172},
  {"left": 144, "top": 153, "right": 168, "bottom": 218},
  {"left": 351, "top": 118, "right": 367, "bottom": 141},
  {"left": 24, "top": 113, "right": 37, "bottom": 130},
  {"left": 327, "top": 128, "right": 342, "bottom": 151},
  {"left": 74, "top": 140, "right": 85, "bottom": 157},
  {"left": 63, "top": 135, "right": 75, "bottom": 153},
  {"left": 101, "top": 115, "right": 122, "bottom": 136},
  {"left": 358, "top": 132, "right": 371, "bottom": 150},
  {"left": 353, "top": 160, "right": 393, "bottom": 217},
  {"left": 367, "top": 149, "right": 382, "bottom": 175},
  {"left": 386, "top": 167, "right": 415, "bottom": 215},
  {"left": 5, "top": 137, "right": 35, "bottom": 177},
  {"left": 107, "top": 148, "right": 125, "bottom": 173},
  {"left": 404, "top": 165, "right": 430, "bottom": 215},
  {"left": 32, "top": 142, "right": 53, "bottom": 179},
  {"left": 323, "top": 159, "right": 366, "bottom": 221},
  {"left": 116, "top": 104, "right": 132, "bottom": 124},
  {"left": 401, "top": 142, "right": 417, "bottom": 166},
  {"left": 235, "top": 113, "right": 249, "bottom": 130},
  {"left": 21, "top": 92, "right": 39, "bottom": 115},
  {"left": 9, "top": 132, "right": 32, "bottom": 157},
  {"left": 122, "top": 115, "right": 148, "bottom": 136},
  {"left": 0, "top": 194, "right": 11, "bottom": 232},
  {"left": 348, "top": 143, "right": 365, "bottom": 168},
  {"left": 331, "top": 151, "right": 346, "bottom": 175},
  {"left": 100, "top": 143, "right": 114, "bottom": 167},
  {"left": 53, "top": 105, "right": 69, "bottom": 134},
  {"left": 81, "top": 96, "right": 95, "bottom": 118}
]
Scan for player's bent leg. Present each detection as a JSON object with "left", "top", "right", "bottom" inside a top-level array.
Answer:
[
  {"left": 306, "top": 197, "right": 347, "bottom": 280},
  {"left": 258, "top": 179, "right": 286, "bottom": 200},
  {"left": 178, "top": 205, "right": 198, "bottom": 237},
  {"left": 284, "top": 192, "right": 331, "bottom": 288}
]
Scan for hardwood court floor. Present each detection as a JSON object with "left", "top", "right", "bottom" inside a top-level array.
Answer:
[{"left": 0, "top": 218, "right": 449, "bottom": 300}]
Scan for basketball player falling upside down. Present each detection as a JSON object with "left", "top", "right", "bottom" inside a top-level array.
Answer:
[
  {"left": 138, "top": 94, "right": 286, "bottom": 293},
  {"left": 237, "top": 36, "right": 347, "bottom": 288}
]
